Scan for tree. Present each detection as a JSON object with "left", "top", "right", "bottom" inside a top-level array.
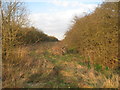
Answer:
[{"left": 1, "top": 0, "right": 28, "bottom": 61}]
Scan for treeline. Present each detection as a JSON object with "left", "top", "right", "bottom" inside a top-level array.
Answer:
[
  {"left": 64, "top": 2, "right": 119, "bottom": 69},
  {"left": 17, "top": 26, "right": 58, "bottom": 45}
]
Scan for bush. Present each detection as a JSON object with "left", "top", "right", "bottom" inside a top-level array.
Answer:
[
  {"left": 67, "top": 47, "right": 79, "bottom": 54},
  {"left": 17, "top": 27, "right": 58, "bottom": 45},
  {"left": 64, "top": 2, "right": 118, "bottom": 69}
]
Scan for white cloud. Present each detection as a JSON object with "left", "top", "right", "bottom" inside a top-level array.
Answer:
[
  {"left": 50, "top": 0, "right": 70, "bottom": 7},
  {"left": 13, "top": 0, "right": 104, "bottom": 3},
  {"left": 48, "top": 0, "right": 98, "bottom": 8},
  {"left": 29, "top": 2, "right": 98, "bottom": 40}
]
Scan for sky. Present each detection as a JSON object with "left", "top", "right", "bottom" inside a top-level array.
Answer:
[{"left": 27, "top": 0, "right": 103, "bottom": 40}]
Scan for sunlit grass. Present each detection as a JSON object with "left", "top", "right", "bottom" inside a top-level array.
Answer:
[{"left": 3, "top": 42, "right": 119, "bottom": 88}]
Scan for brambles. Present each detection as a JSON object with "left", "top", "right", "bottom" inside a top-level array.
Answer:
[
  {"left": 64, "top": 2, "right": 118, "bottom": 69},
  {"left": 50, "top": 43, "right": 67, "bottom": 55}
]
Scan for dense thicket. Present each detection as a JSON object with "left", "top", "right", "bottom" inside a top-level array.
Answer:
[
  {"left": 64, "top": 2, "right": 119, "bottom": 69},
  {"left": 17, "top": 26, "right": 58, "bottom": 45}
]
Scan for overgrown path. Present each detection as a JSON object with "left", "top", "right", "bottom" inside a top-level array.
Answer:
[{"left": 4, "top": 42, "right": 119, "bottom": 88}]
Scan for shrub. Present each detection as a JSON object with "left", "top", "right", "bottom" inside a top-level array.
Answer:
[{"left": 64, "top": 2, "right": 118, "bottom": 69}]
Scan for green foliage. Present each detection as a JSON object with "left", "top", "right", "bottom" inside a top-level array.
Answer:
[
  {"left": 94, "top": 64, "right": 102, "bottom": 72},
  {"left": 105, "top": 66, "right": 109, "bottom": 71},
  {"left": 67, "top": 47, "right": 79, "bottom": 54}
]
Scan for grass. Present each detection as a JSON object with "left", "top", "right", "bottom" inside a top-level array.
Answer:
[{"left": 3, "top": 42, "right": 119, "bottom": 88}]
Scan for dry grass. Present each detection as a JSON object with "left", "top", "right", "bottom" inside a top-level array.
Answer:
[
  {"left": 50, "top": 43, "right": 66, "bottom": 55},
  {"left": 2, "top": 42, "right": 119, "bottom": 88},
  {"left": 57, "top": 60, "right": 119, "bottom": 88}
]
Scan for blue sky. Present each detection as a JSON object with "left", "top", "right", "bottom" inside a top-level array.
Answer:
[
  {"left": 27, "top": 1, "right": 102, "bottom": 13},
  {"left": 27, "top": 0, "right": 103, "bottom": 40}
]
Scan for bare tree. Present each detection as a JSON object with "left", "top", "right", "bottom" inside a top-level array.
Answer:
[{"left": 2, "top": 0, "right": 28, "bottom": 60}]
